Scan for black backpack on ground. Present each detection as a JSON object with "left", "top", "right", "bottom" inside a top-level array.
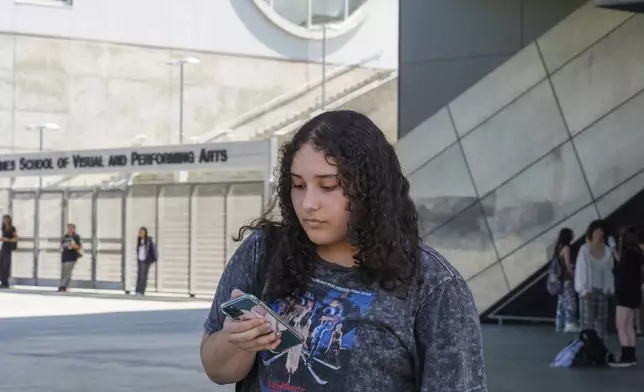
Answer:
[{"left": 573, "top": 329, "right": 614, "bottom": 366}]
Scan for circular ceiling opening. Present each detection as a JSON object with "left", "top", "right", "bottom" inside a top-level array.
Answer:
[{"left": 253, "top": 0, "right": 370, "bottom": 40}]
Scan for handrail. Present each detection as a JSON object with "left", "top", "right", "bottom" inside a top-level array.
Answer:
[
  {"left": 222, "top": 51, "right": 383, "bottom": 128},
  {"left": 198, "top": 50, "right": 384, "bottom": 143},
  {"left": 272, "top": 70, "right": 398, "bottom": 137}
]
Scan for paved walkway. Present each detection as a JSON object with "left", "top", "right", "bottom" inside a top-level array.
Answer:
[
  {"left": 0, "top": 291, "right": 225, "bottom": 392},
  {"left": 0, "top": 290, "right": 211, "bottom": 319},
  {"left": 484, "top": 324, "right": 644, "bottom": 392},
  {"left": 1, "top": 291, "right": 643, "bottom": 391}
]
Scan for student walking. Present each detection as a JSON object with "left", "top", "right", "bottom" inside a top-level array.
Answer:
[{"left": 58, "top": 223, "right": 82, "bottom": 292}]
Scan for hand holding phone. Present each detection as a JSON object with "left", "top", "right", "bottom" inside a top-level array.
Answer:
[
  {"left": 221, "top": 291, "right": 304, "bottom": 353},
  {"left": 221, "top": 289, "right": 282, "bottom": 352}
]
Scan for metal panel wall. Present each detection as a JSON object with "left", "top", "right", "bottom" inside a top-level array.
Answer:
[
  {"left": 36, "top": 192, "right": 64, "bottom": 282},
  {"left": 96, "top": 190, "right": 124, "bottom": 285},
  {"left": 10, "top": 192, "right": 36, "bottom": 280},
  {"left": 6, "top": 181, "right": 264, "bottom": 296},
  {"left": 157, "top": 185, "right": 192, "bottom": 293},
  {"left": 67, "top": 190, "right": 94, "bottom": 282},
  {"left": 191, "top": 184, "right": 227, "bottom": 295}
]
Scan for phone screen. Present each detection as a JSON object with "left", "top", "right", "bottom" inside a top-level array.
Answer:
[{"left": 221, "top": 294, "right": 304, "bottom": 353}]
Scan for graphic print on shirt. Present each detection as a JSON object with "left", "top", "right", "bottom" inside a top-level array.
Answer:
[{"left": 259, "top": 278, "right": 375, "bottom": 392}]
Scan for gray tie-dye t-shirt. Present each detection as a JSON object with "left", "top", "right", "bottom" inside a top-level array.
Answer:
[{"left": 204, "top": 231, "right": 487, "bottom": 392}]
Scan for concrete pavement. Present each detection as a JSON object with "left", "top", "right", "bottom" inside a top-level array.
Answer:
[
  {"left": 0, "top": 291, "right": 230, "bottom": 392},
  {"left": 2, "top": 291, "right": 644, "bottom": 391}
]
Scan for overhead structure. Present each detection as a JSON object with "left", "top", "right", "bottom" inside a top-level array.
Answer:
[
  {"left": 0, "top": 139, "right": 278, "bottom": 201},
  {"left": 2, "top": 139, "right": 278, "bottom": 294},
  {"left": 595, "top": 0, "right": 644, "bottom": 12}
]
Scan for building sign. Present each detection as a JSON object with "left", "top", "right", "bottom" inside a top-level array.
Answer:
[{"left": 0, "top": 140, "right": 270, "bottom": 178}]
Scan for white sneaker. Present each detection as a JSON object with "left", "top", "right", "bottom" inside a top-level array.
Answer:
[
  {"left": 564, "top": 323, "right": 580, "bottom": 333},
  {"left": 608, "top": 359, "right": 636, "bottom": 368}
]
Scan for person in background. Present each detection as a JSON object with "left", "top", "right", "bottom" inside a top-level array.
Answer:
[
  {"left": 610, "top": 226, "right": 644, "bottom": 367},
  {"left": 0, "top": 214, "right": 18, "bottom": 288},
  {"left": 135, "top": 226, "right": 157, "bottom": 296},
  {"left": 58, "top": 223, "right": 82, "bottom": 292},
  {"left": 575, "top": 220, "right": 615, "bottom": 340},
  {"left": 553, "top": 228, "right": 579, "bottom": 333}
]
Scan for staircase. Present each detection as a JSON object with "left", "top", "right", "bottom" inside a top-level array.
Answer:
[
  {"left": 252, "top": 70, "right": 396, "bottom": 139},
  {"left": 196, "top": 51, "right": 389, "bottom": 143},
  {"left": 260, "top": 70, "right": 398, "bottom": 140}
]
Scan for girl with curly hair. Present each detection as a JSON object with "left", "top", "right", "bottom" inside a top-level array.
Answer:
[{"left": 201, "top": 110, "right": 487, "bottom": 392}]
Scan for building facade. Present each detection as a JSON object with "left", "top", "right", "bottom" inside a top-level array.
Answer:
[
  {"left": 0, "top": 0, "right": 398, "bottom": 187},
  {"left": 0, "top": 0, "right": 399, "bottom": 295},
  {"left": 398, "top": 0, "right": 644, "bottom": 316}
]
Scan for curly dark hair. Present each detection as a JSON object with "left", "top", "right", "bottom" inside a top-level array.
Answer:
[
  {"left": 235, "top": 110, "right": 421, "bottom": 303},
  {"left": 552, "top": 227, "right": 573, "bottom": 260}
]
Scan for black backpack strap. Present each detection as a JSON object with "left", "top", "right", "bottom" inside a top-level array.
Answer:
[
  {"left": 236, "top": 229, "right": 270, "bottom": 392},
  {"left": 255, "top": 228, "right": 270, "bottom": 299}
]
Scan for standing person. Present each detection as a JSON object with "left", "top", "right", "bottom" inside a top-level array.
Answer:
[
  {"left": 135, "top": 226, "right": 157, "bottom": 296},
  {"left": 58, "top": 223, "right": 82, "bottom": 292},
  {"left": 575, "top": 220, "right": 615, "bottom": 340},
  {"left": 200, "top": 110, "right": 487, "bottom": 392},
  {"left": 610, "top": 226, "right": 644, "bottom": 367},
  {"left": 553, "top": 228, "right": 579, "bottom": 333},
  {"left": 0, "top": 214, "right": 18, "bottom": 288}
]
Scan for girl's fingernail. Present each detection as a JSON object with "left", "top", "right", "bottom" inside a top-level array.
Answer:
[{"left": 275, "top": 331, "right": 281, "bottom": 337}]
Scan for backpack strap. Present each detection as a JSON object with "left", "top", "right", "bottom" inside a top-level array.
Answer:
[
  {"left": 254, "top": 229, "right": 270, "bottom": 299},
  {"left": 236, "top": 229, "right": 270, "bottom": 392}
]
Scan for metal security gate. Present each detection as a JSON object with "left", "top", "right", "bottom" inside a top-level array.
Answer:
[
  {"left": 10, "top": 188, "right": 126, "bottom": 290},
  {"left": 8, "top": 182, "right": 263, "bottom": 296}
]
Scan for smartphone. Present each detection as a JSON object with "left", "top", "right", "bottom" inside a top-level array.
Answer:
[{"left": 220, "top": 294, "right": 304, "bottom": 353}]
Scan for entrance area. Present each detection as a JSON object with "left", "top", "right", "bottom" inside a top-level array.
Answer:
[{"left": 2, "top": 182, "right": 264, "bottom": 296}]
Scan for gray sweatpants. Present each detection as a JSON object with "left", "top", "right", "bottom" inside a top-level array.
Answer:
[{"left": 60, "top": 261, "right": 76, "bottom": 289}]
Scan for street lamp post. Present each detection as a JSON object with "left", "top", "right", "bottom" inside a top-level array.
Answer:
[
  {"left": 322, "top": 24, "right": 327, "bottom": 110},
  {"left": 26, "top": 123, "right": 60, "bottom": 189},
  {"left": 167, "top": 57, "right": 200, "bottom": 144},
  {"left": 314, "top": 24, "right": 339, "bottom": 111},
  {"left": 25, "top": 122, "right": 59, "bottom": 286}
]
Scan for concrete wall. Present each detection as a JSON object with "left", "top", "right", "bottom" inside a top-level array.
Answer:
[
  {"left": 0, "top": 0, "right": 398, "bottom": 69},
  {"left": 0, "top": 33, "right": 324, "bottom": 151},
  {"left": 398, "top": 2, "right": 644, "bottom": 313},
  {"left": 339, "top": 77, "right": 398, "bottom": 142},
  {"left": 0, "top": 0, "right": 398, "bottom": 164},
  {"left": 398, "top": 0, "right": 587, "bottom": 138}
]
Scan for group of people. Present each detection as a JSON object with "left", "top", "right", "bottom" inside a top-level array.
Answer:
[
  {"left": 0, "top": 217, "right": 88, "bottom": 292},
  {"left": 0, "top": 214, "right": 157, "bottom": 296},
  {"left": 551, "top": 220, "right": 644, "bottom": 367}
]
